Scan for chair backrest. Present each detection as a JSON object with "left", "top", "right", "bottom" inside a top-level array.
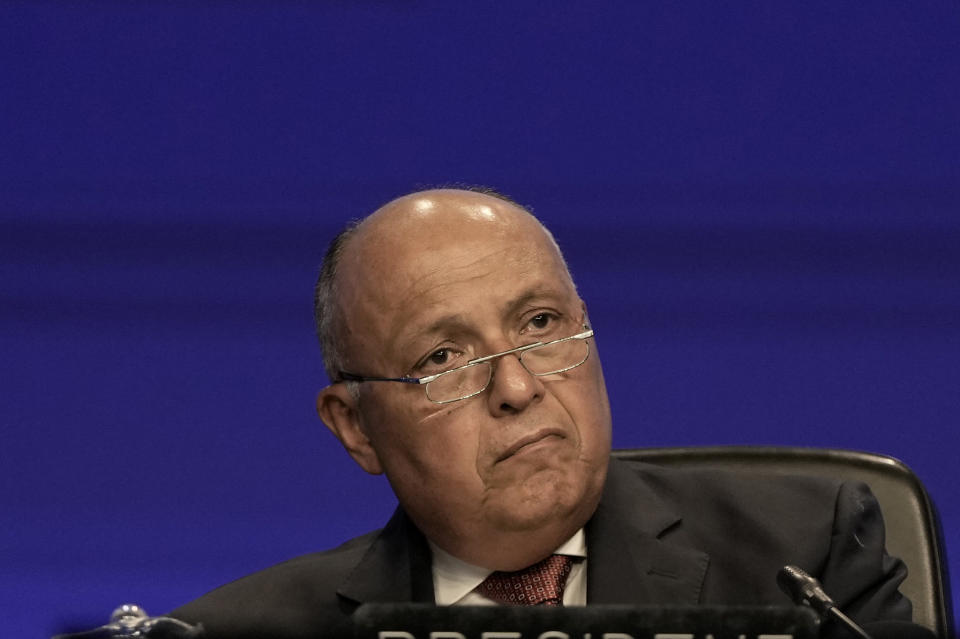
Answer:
[{"left": 612, "top": 446, "right": 953, "bottom": 638}]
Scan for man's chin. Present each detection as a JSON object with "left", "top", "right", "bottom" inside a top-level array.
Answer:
[{"left": 487, "top": 472, "right": 587, "bottom": 533}]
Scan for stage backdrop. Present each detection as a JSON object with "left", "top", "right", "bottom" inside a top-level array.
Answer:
[{"left": 2, "top": 3, "right": 957, "bottom": 637}]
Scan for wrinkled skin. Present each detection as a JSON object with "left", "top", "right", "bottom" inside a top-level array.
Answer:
[{"left": 317, "top": 189, "right": 612, "bottom": 571}]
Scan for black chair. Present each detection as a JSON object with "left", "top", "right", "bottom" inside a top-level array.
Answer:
[{"left": 612, "top": 446, "right": 953, "bottom": 638}]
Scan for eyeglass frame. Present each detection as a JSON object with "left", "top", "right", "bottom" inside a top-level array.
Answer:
[{"left": 335, "top": 325, "right": 595, "bottom": 405}]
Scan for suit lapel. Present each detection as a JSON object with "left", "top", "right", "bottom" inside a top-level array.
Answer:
[
  {"left": 586, "top": 458, "right": 709, "bottom": 605},
  {"left": 337, "top": 507, "right": 435, "bottom": 608}
]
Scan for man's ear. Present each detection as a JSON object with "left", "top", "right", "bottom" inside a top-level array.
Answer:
[{"left": 316, "top": 384, "right": 384, "bottom": 475}]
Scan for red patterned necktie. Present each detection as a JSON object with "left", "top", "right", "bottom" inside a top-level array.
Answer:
[{"left": 477, "top": 554, "right": 574, "bottom": 606}]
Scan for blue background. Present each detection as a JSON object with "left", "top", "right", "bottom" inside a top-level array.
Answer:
[{"left": 2, "top": 3, "right": 958, "bottom": 636}]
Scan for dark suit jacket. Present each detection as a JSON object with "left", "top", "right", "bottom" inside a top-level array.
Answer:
[{"left": 171, "top": 458, "right": 912, "bottom": 638}]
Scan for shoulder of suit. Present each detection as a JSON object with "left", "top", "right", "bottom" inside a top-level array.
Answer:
[
  {"left": 236, "top": 527, "right": 385, "bottom": 579},
  {"left": 169, "top": 527, "right": 383, "bottom": 621},
  {"left": 606, "top": 457, "right": 845, "bottom": 563}
]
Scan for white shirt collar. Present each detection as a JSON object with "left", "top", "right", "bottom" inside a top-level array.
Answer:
[{"left": 429, "top": 529, "right": 587, "bottom": 606}]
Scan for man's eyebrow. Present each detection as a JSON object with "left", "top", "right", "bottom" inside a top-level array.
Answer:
[
  {"left": 501, "top": 288, "right": 570, "bottom": 318},
  {"left": 394, "top": 288, "right": 573, "bottom": 351},
  {"left": 394, "top": 313, "right": 475, "bottom": 350}
]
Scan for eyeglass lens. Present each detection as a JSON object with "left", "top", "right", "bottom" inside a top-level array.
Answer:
[{"left": 424, "top": 338, "right": 590, "bottom": 403}]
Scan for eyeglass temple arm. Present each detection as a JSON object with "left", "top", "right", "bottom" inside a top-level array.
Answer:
[{"left": 336, "top": 371, "right": 425, "bottom": 385}]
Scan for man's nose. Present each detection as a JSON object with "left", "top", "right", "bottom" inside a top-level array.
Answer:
[{"left": 486, "top": 353, "right": 544, "bottom": 416}]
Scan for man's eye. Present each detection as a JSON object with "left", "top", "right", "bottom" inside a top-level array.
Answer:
[
  {"left": 528, "top": 313, "right": 555, "bottom": 330},
  {"left": 428, "top": 349, "right": 451, "bottom": 366},
  {"left": 416, "top": 347, "right": 463, "bottom": 374}
]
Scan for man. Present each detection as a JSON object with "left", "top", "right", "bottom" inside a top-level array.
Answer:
[{"left": 172, "top": 188, "right": 918, "bottom": 637}]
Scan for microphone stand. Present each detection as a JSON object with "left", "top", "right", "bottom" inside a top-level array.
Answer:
[{"left": 777, "top": 565, "right": 873, "bottom": 639}]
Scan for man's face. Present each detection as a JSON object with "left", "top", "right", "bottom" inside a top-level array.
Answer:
[{"left": 321, "top": 191, "right": 611, "bottom": 569}]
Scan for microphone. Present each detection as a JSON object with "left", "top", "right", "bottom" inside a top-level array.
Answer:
[
  {"left": 777, "top": 565, "right": 872, "bottom": 639},
  {"left": 52, "top": 603, "right": 205, "bottom": 638},
  {"left": 777, "top": 564, "right": 838, "bottom": 616}
]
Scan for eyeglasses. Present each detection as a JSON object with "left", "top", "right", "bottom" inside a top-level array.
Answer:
[{"left": 336, "top": 326, "right": 594, "bottom": 404}]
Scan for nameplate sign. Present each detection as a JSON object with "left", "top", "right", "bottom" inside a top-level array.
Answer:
[{"left": 353, "top": 604, "right": 820, "bottom": 639}]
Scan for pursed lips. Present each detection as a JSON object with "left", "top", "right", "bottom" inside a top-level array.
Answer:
[{"left": 496, "top": 428, "right": 566, "bottom": 463}]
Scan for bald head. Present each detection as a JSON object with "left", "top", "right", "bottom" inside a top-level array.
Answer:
[{"left": 314, "top": 189, "right": 575, "bottom": 380}]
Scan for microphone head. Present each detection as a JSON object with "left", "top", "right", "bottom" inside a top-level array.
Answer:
[
  {"left": 777, "top": 565, "right": 835, "bottom": 614},
  {"left": 777, "top": 565, "right": 811, "bottom": 603}
]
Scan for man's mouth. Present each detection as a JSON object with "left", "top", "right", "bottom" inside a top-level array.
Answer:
[{"left": 496, "top": 429, "right": 565, "bottom": 463}]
